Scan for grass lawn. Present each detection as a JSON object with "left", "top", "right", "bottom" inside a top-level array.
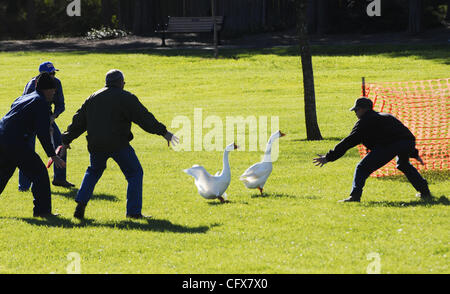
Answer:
[{"left": 0, "top": 44, "right": 448, "bottom": 274}]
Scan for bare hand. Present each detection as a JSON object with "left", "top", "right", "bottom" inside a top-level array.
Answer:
[
  {"left": 164, "top": 131, "right": 179, "bottom": 147},
  {"left": 313, "top": 154, "right": 328, "bottom": 167},
  {"left": 52, "top": 155, "right": 66, "bottom": 169},
  {"left": 60, "top": 144, "right": 71, "bottom": 158}
]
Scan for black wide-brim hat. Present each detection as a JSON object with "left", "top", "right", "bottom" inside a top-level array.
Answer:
[{"left": 36, "top": 72, "right": 57, "bottom": 90}]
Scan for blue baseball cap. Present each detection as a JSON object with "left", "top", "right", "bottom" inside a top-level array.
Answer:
[{"left": 38, "top": 61, "right": 59, "bottom": 73}]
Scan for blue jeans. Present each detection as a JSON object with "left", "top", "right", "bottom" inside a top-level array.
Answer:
[
  {"left": 76, "top": 145, "right": 144, "bottom": 215},
  {"left": 18, "top": 122, "right": 67, "bottom": 190},
  {"left": 351, "top": 140, "right": 429, "bottom": 199}
]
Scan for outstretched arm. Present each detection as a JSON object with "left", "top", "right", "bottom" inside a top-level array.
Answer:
[
  {"left": 324, "top": 121, "right": 363, "bottom": 162},
  {"left": 61, "top": 99, "right": 88, "bottom": 146},
  {"left": 125, "top": 94, "right": 178, "bottom": 147}
]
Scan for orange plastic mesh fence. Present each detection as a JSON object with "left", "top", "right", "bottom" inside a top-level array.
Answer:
[{"left": 358, "top": 78, "right": 450, "bottom": 177}]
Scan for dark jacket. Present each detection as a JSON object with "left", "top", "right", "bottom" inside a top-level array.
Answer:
[
  {"left": 24, "top": 76, "right": 65, "bottom": 118},
  {"left": 325, "top": 110, "right": 417, "bottom": 162},
  {"left": 0, "top": 90, "right": 55, "bottom": 157},
  {"left": 62, "top": 86, "right": 167, "bottom": 153}
]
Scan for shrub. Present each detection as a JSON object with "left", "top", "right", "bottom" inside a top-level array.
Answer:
[{"left": 85, "top": 26, "right": 131, "bottom": 40}]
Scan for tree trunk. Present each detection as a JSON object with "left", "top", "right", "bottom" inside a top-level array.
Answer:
[
  {"left": 408, "top": 0, "right": 422, "bottom": 34},
  {"left": 117, "top": 0, "right": 122, "bottom": 28},
  {"left": 212, "top": 0, "right": 218, "bottom": 58},
  {"left": 296, "top": 0, "right": 322, "bottom": 141},
  {"left": 306, "top": 0, "right": 317, "bottom": 33},
  {"left": 445, "top": 0, "right": 450, "bottom": 22},
  {"left": 317, "top": 0, "right": 329, "bottom": 35},
  {"left": 133, "top": 0, "right": 143, "bottom": 35},
  {"left": 26, "top": 0, "right": 35, "bottom": 38},
  {"left": 101, "top": 0, "right": 113, "bottom": 27},
  {"left": 262, "top": 0, "right": 266, "bottom": 28}
]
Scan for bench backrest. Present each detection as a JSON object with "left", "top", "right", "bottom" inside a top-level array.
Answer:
[{"left": 166, "top": 16, "right": 224, "bottom": 32}]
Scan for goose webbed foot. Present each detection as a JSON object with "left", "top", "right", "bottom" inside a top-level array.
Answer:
[{"left": 217, "top": 196, "right": 229, "bottom": 203}]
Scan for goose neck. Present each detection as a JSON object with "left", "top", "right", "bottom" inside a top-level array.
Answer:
[{"left": 222, "top": 150, "right": 231, "bottom": 175}]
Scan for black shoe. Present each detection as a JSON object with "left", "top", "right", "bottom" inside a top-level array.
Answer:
[
  {"left": 74, "top": 203, "right": 86, "bottom": 220},
  {"left": 338, "top": 196, "right": 361, "bottom": 202},
  {"left": 126, "top": 213, "right": 152, "bottom": 220},
  {"left": 33, "top": 212, "right": 60, "bottom": 218},
  {"left": 52, "top": 180, "right": 75, "bottom": 188},
  {"left": 416, "top": 192, "right": 433, "bottom": 201}
]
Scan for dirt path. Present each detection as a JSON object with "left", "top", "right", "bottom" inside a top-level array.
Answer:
[{"left": 0, "top": 28, "right": 448, "bottom": 52}]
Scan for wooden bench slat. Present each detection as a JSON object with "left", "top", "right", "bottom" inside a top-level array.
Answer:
[
  {"left": 169, "top": 20, "right": 223, "bottom": 23},
  {"left": 156, "top": 16, "right": 224, "bottom": 46},
  {"left": 168, "top": 17, "right": 223, "bottom": 20}
]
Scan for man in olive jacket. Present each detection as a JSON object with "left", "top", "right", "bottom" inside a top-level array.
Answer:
[
  {"left": 62, "top": 70, "right": 178, "bottom": 219},
  {"left": 313, "top": 97, "right": 431, "bottom": 202}
]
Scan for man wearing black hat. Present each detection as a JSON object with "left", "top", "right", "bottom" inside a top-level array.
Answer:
[
  {"left": 18, "top": 61, "right": 74, "bottom": 191},
  {"left": 0, "top": 72, "right": 66, "bottom": 217},
  {"left": 313, "top": 97, "right": 431, "bottom": 202},
  {"left": 61, "top": 69, "right": 179, "bottom": 219}
]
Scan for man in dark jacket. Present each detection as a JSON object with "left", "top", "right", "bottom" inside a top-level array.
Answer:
[
  {"left": 0, "top": 73, "right": 66, "bottom": 217},
  {"left": 61, "top": 69, "right": 178, "bottom": 219},
  {"left": 19, "top": 61, "right": 74, "bottom": 190},
  {"left": 313, "top": 97, "right": 431, "bottom": 202}
]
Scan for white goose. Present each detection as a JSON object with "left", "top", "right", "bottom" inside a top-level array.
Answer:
[
  {"left": 184, "top": 142, "right": 238, "bottom": 203},
  {"left": 240, "top": 130, "right": 285, "bottom": 195}
]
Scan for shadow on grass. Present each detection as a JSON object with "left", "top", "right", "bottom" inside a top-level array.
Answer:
[
  {"left": 292, "top": 137, "right": 343, "bottom": 142},
  {"left": 250, "top": 192, "right": 298, "bottom": 199},
  {"left": 207, "top": 199, "right": 235, "bottom": 206},
  {"left": 206, "top": 199, "right": 254, "bottom": 206},
  {"left": 84, "top": 45, "right": 446, "bottom": 65},
  {"left": 17, "top": 216, "right": 217, "bottom": 234},
  {"left": 365, "top": 195, "right": 449, "bottom": 208},
  {"left": 375, "top": 170, "right": 450, "bottom": 184},
  {"left": 52, "top": 190, "right": 120, "bottom": 202},
  {"left": 2, "top": 41, "right": 447, "bottom": 64}
]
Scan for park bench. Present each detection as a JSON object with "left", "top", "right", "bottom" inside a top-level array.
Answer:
[{"left": 155, "top": 16, "right": 224, "bottom": 47}]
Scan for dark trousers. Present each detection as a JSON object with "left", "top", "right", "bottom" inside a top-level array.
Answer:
[
  {"left": 18, "top": 122, "right": 67, "bottom": 190},
  {"left": 0, "top": 143, "right": 52, "bottom": 215},
  {"left": 76, "top": 145, "right": 144, "bottom": 215},
  {"left": 351, "top": 140, "right": 429, "bottom": 199}
]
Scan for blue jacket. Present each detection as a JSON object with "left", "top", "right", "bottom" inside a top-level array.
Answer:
[
  {"left": 24, "top": 76, "right": 65, "bottom": 118},
  {"left": 0, "top": 90, "right": 56, "bottom": 157}
]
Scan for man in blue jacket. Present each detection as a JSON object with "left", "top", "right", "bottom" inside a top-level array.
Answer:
[
  {"left": 18, "top": 61, "right": 74, "bottom": 191},
  {"left": 313, "top": 97, "right": 431, "bottom": 202},
  {"left": 0, "top": 73, "right": 66, "bottom": 217}
]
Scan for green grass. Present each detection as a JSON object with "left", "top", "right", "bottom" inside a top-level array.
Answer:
[{"left": 0, "top": 45, "right": 448, "bottom": 274}]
